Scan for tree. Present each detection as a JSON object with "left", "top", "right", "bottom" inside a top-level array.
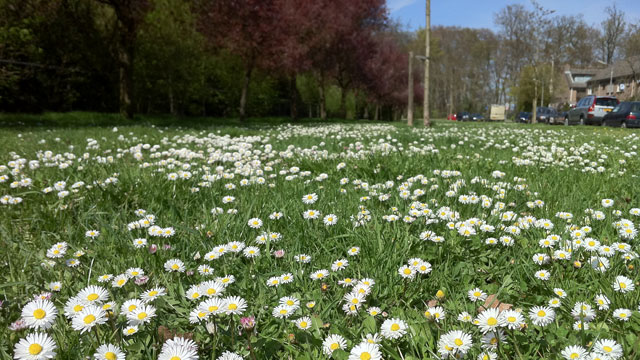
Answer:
[
  {"left": 199, "top": 0, "right": 283, "bottom": 121},
  {"left": 95, "top": 0, "right": 151, "bottom": 118},
  {"left": 600, "top": 4, "right": 626, "bottom": 64}
]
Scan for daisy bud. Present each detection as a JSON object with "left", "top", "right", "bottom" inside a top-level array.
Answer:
[
  {"left": 573, "top": 261, "right": 582, "bottom": 268},
  {"left": 163, "top": 244, "right": 171, "bottom": 251},
  {"left": 274, "top": 249, "right": 285, "bottom": 258},
  {"left": 436, "top": 290, "right": 445, "bottom": 299},
  {"left": 240, "top": 316, "right": 255, "bottom": 330},
  {"left": 134, "top": 276, "right": 149, "bottom": 285},
  {"left": 149, "top": 244, "right": 158, "bottom": 254}
]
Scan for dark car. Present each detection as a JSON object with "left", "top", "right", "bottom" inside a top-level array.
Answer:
[
  {"left": 471, "top": 113, "right": 485, "bottom": 121},
  {"left": 566, "top": 95, "right": 619, "bottom": 125},
  {"left": 535, "top": 107, "right": 561, "bottom": 124},
  {"left": 516, "top": 112, "right": 531, "bottom": 123},
  {"left": 602, "top": 101, "right": 640, "bottom": 128},
  {"left": 456, "top": 111, "right": 471, "bottom": 121}
]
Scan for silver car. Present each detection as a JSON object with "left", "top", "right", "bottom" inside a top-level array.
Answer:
[{"left": 566, "top": 96, "right": 619, "bottom": 126}]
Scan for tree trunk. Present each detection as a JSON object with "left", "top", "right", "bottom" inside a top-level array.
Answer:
[
  {"left": 374, "top": 103, "right": 380, "bottom": 121},
  {"left": 318, "top": 72, "right": 327, "bottom": 120},
  {"left": 339, "top": 87, "right": 347, "bottom": 119},
  {"left": 308, "top": 104, "right": 313, "bottom": 119},
  {"left": 118, "top": 33, "right": 134, "bottom": 119},
  {"left": 239, "top": 60, "right": 254, "bottom": 122},
  {"left": 363, "top": 105, "right": 369, "bottom": 120},
  {"left": 289, "top": 74, "right": 299, "bottom": 120},
  {"left": 423, "top": 0, "right": 431, "bottom": 127},
  {"left": 408, "top": 51, "right": 414, "bottom": 126}
]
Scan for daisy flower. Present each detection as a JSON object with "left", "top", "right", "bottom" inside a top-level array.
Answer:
[
  {"left": 593, "top": 339, "right": 623, "bottom": 359},
  {"left": 468, "top": 288, "right": 487, "bottom": 302},
  {"left": 247, "top": 218, "right": 262, "bottom": 229},
  {"left": 310, "top": 269, "right": 329, "bottom": 280},
  {"left": 72, "top": 305, "right": 107, "bottom": 333},
  {"left": 529, "top": 306, "right": 556, "bottom": 327},
  {"left": 613, "top": 275, "right": 634, "bottom": 293},
  {"left": 13, "top": 332, "right": 57, "bottom": 360},
  {"left": 331, "top": 259, "right": 348, "bottom": 271},
  {"left": 323, "top": 214, "right": 338, "bottom": 226},
  {"left": 293, "top": 316, "right": 312, "bottom": 330},
  {"left": 164, "top": 259, "right": 185, "bottom": 272},
  {"left": 140, "top": 287, "right": 167, "bottom": 303},
  {"left": 560, "top": 345, "right": 587, "bottom": 360},
  {"left": 348, "top": 342, "right": 382, "bottom": 360},
  {"left": 126, "top": 304, "right": 156, "bottom": 325},
  {"left": 322, "top": 334, "right": 347, "bottom": 356},
  {"left": 78, "top": 285, "right": 109, "bottom": 304},
  {"left": 612, "top": 308, "right": 632, "bottom": 321},
  {"left": 21, "top": 299, "right": 57, "bottom": 330},
  {"left": 223, "top": 296, "right": 247, "bottom": 315},
  {"left": 500, "top": 310, "right": 524, "bottom": 330},
  {"left": 93, "top": 344, "right": 125, "bottom": 360},
  {"left": 380, "top": 318, "right": 408, "bottom": 339},
  {"left": 476, "top": 308, "right": 502, "bottom": 333},
  {"left": 398, "top": 265, "right": 416, "bottom": 279}
]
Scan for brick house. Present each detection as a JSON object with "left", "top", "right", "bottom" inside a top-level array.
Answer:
[
  {"left": 560, "top": 66, "right": 599, "bottom": 106},
  {"left": 586, "top": 56, "right": 640, "bottom": 100}
]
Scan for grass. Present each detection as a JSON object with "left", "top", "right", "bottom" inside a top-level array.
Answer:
[{"left": 1, "top": 114, "right": 639, "bottom": 359}]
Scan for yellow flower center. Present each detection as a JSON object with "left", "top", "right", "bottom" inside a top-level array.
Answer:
[
  {"left": 570, "top": 354, "right": 579, "bottom": 359},
  {"left": 454, "top": 338, "right": 463, "bottom": 346},
  {"left": 537, "top": 310, "right": 546, "bottom": 317},
  {"left": 33, "top": 309, "right": 46, "bottom": 319},
  {"left": 87, "top": 293, "right": 99, "bottom": 301},
  {"left": 198, "top": 312, "right": 206, "bottom": 318},
  {"left": 229, "top": 304, "right": 238, "bottom": 310},
  {"left": 330, "top": 343, "right": 339, "bottom": 350},
  {"left": 191, "top": 292, "right": 200, "bottom": 298},
  {"left": 391, "top": 323, "right": 400, "bottom": 331},
  {"left": 105, "top": 352, "right": 117, "bottom": 360},
  {"left": 279, "top": 309, "right": 288, "bottom": 315},
  {"left": 620, "top": 283, "right": 627, "bottom": 289},
  {"left": 83, "top": 314, "right": 96, "bottom": 324},
  {"left": 208, "top": 306, "right": 218, "bottom": 312},
  {"left": 360, "top": 353, "right": 371, "bottom": 360},
  {"left": 487, "top": 317, "right": 498, "bottom": 326},
  {"left": 287, "top": 300, "right": 294, "bottom": 306},
  {"left": 403, "top": 268, "right": 411, "bottom": 275},
  {"left": 137, "top": 312, "right": 147, "bottom": 320},
  {"left": 171, "top": 264, "right": 179, "bottom": 270},
  {"left": 170, "top": 357, "right": 181, "bottom": 360},
  {"left": 117, "top": 279, "right": 125, "bottom": 286},
  {"left": 28, "top": 344, "right": 43, "bottom": 355},
  {"left": 508, "top": 316, "right": 516, "bottom": 322},
  {"left": 207, "top": 289, "right": 217, "bottom": 295},
  {"left": 473, "top": 292, "right": 481, "bottom": 297},
  {"left": 300, "top": 321, "right": 308, "bottom": 328},
  {"left": 148, "top": 291, "right": 158, "bottom": 297},
  {"left": 603, "top": 346, "right": 612, "bottom": 353}
]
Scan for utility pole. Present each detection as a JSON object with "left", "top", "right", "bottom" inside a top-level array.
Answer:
[
  {"left": 408, "top": 51, "right": 414, "bottom": 126},
  {"left": 423, "top": 0, "right": 431, "bottom": 127}
]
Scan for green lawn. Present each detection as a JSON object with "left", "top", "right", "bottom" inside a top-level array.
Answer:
[{"left": 1, "top": 114, "right": 639, "bottom": 359}]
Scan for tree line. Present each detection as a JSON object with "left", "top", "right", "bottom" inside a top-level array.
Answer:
[{"left": 1, "top": 0, "right": 639, "bottom": 120}]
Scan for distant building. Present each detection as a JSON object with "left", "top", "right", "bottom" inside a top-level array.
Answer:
[
  {"left": 560, "top": 66, "right": 599, "bottom": 106},
  {"left": 587, "top": 56, "right": 640, "bottom": 100}
]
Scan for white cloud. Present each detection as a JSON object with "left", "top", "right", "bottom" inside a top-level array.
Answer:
[{"left": 388, "top": 0, "right": 418, "bottom": 13}]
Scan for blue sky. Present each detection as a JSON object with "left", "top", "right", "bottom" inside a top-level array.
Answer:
[{"left": 389, "top": 0, "right": 640, "bottom": 31}]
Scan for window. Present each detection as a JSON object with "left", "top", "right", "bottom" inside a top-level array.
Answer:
[{"left": 596, "top": 98, "right": 618, "bottom": 107}]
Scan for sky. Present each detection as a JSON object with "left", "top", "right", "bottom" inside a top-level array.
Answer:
[{"left": 389, "top": 0, "right": 640, "bottom": 31}]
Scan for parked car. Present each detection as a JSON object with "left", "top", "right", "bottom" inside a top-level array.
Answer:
[
  {"left": 447, "top": 113, "right": 457, "bottom": 121},
  {"left": 456, "top": 111, "right": 471, "bottom": 121},
  {"left": 471, "top": 113, "right": 485, "bottom": 121},
  {"left": 535, "top": 107, "right": 561, "bottom": 124},
  {"left": 566, "top": 95, "right": 619, "bottom": 126},
  {"left": 516, "top": 112, "right": 531, "bottom": 123},
  {"left": 602, "top": 101, "right": 640, "bottom": 128}
]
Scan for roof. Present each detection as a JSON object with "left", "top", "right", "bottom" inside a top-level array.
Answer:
[
  {"left": 564, "top": 67, "right": 600, "bottom": 89},
  {"left": 589, "top": 56, "right": 640, "bottom": 82}
]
